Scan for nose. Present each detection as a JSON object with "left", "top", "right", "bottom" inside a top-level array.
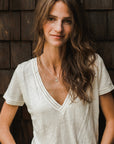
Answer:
[{"left": 54, "top": 20, "right": 63, "bottom": 33}]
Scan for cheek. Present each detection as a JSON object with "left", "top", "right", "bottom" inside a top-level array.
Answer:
[
  {"left": 65, "top": 27, "right": 72, "bottom": 35},
  {"left": 43, "top": 23, "right": 53, "bottom": 34}
]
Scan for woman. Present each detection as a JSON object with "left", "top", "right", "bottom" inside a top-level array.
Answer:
[{"left": 0, "top": 0, "right": 114, "bottom": 143}]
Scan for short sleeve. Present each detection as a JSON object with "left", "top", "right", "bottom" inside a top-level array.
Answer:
[
  {"left": 97, "top": 54, "right": 114, "bottom": 95},
  {"left": 3, "top": 65, "right": 24, "bottom": 106}
]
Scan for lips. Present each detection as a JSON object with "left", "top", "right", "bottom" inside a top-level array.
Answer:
[{"left": 50, "top": 34, "right": 64, "bottom": 39}]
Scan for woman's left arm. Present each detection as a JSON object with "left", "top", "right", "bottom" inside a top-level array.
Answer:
[{"left": 100, "top": 92, "right": 114, "bottom": 144}]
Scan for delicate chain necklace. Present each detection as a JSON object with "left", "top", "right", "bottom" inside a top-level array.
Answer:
[
  {"left": 55, "top": 77, "right": 59, "bottom": 82},
  {"left": 38, "top": 57, "right": 60, "bottom": 82}
]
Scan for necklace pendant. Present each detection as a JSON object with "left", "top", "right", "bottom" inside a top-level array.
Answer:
[{"left": 55, "top": 77, "right": 58, "bottom": 82}]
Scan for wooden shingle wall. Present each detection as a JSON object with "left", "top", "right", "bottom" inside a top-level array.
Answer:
[{"left": 0, "top": 0, "right": 114, "bottom": 143}]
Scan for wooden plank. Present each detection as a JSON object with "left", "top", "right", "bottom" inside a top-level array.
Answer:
[
  {"left": 84, "top": 0, "right": 112, "bottom": 10},
  {"left": 10, "top": 0, "right": 35, "bottom": 10},
  {"left": 86, "top": 11, "right": 107, "bottom": 40},
  {"left": 113, "top": 0, "right": 114, "bottom": 9},
  {"left": 0, "top": 42, "right": 10, "bottom": 68},
  {"left": 0, "top": 70, "right": 13, "bottom": 94},
  {"left": 21, "top": 12, "right": 34, "bottom": 40},
  {"left": 96, "top": 42, "right": 114, "bottom": 69},
  {"left": 11, "top": 42, "right": 32, "bottom": 68},
  {"left": 108, "top": 11, "right": 114, "bottom": 40},
  {"left": 0, "top": 0, "right": 8, "bottom": 10},
  {"left": 0, "top": 12, "right": 20, "bottom": 40}
]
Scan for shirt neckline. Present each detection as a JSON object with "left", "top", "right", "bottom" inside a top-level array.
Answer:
[{"left": 32, "top": 57, "right": 71, "bottom": 112}]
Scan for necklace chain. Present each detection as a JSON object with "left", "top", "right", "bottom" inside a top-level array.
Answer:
[
  {"left": 55, "top": 77, "right": 59, "bottom": 82},
  {"left": 38, "top": 57, "right": 60, "bottom": 82}
]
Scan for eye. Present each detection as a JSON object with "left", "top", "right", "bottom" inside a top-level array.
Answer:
[
  {"left": 63, "top": 19, "right": 72, "bottom": 25},
  {"left": 47, "top": 17, "right": 55, "bottom": 22}
]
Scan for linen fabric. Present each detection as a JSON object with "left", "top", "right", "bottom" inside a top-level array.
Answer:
[{"left": 3, "top": 54, "right": 114, "bottom": 144}]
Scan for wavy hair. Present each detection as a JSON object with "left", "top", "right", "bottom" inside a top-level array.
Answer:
[{"left": 33, "top": 0, "right": 96, "bottom": 103}]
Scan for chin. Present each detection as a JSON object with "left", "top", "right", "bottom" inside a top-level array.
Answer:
[
  {"left": 53, "top": 44, "right": 64, "bottom": 48},
  {"left": 51, "top": 41, "right": 65, "bottom": 48}
]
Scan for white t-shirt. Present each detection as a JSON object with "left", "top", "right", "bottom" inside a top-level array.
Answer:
[{"left": 3, "top": 54, "right": 114, "bottom": 144}]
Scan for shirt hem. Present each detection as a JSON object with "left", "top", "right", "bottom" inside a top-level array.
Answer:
[
  {"left": 99, "top": 85, "right": 114, "bottom": 96},
  {"left": 3, "top": 96, "right": 24, "bottom": 106}
]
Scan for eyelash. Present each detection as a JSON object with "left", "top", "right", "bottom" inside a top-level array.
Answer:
[
  {"left": 47, "top": 17, "right": 55, "bottom": 21},
  {"left": 47, "top": 17, "right": 72, "bottom": 24},
  {"left": 63, "top": 20, "right": 72, "bottom": 24}
]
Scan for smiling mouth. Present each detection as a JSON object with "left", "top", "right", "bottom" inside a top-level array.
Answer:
[{"left": 51, "top": 35, "right": 64, "bottom": 39}]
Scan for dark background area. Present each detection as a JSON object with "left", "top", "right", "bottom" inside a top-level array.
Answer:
[{"left": 0, "top": 0, "right": 114, "bottom": 143}]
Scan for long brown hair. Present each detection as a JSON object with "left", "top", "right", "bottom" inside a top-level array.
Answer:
[{"left": 33, "top": 0, "right": 96, "bottom": 102}]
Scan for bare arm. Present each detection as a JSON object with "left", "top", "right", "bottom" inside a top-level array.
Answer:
[
  {"left": 0, "top": 102, "right": 18, "bottom": 144},
  {"left": 100, "top": 92, "right": 114, "bottom": 144}
]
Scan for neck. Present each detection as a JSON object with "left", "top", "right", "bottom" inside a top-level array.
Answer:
[{"left": 41, "top": 43, "right": 66, "bottom": 69}]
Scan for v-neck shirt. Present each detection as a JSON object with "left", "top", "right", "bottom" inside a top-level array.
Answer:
[
  {"left": 3, "top": 54, "right": 114, "bottom": 144},
  {"left": 33, "top": 58, "right": 71, "bottom": 111}
]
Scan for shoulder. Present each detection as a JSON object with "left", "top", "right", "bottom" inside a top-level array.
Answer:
[
  {"left": 15, "top": 57, "right": 37, "bottom": 78},
  {"left": 94, "top": 53, "right": 104, "bottom": 68},
  {"left": 92, "top": 53, "right": 107, "bottom": 78},
  {"left": 95, "top": 53, "right": 103, "bottom": 63}
]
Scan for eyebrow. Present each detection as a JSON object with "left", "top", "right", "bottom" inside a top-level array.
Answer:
[{"left": 48, "top": 15, "right": 72, "bottom": 19}]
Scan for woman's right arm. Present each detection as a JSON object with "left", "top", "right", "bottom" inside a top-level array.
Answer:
[{"left": 0, "top": 102, "right": 18, "bottom": 144}]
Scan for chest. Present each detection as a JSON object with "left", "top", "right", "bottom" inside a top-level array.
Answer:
[{"left": 39, "top": 74, "right": 69, "bottom": 105}]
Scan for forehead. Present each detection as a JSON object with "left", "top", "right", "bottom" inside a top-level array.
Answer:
[{"left": 49, "top": 1, "right": 72, "bottom": 17}]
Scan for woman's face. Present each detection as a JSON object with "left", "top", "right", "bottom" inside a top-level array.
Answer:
[{"left": 43, "top": 1, "right": 73, "bottom": 48}]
